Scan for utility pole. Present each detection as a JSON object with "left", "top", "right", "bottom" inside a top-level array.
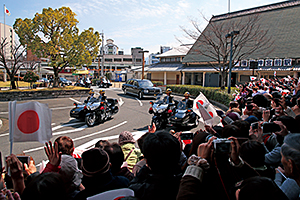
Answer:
[
  {"left": 101, "top": 31, "right": 104, "bottom": 77},
  {"left": 138, "top": 50, "right": 149, "bottom": 80}
]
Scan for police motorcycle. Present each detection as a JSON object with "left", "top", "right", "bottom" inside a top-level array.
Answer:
[
  {"left": 70, "top": 92, "right": 119, "bottom": 127},
  {"left": 169, "top": 100, "right": 199, "bottom": 127},
  {"left": 148, "top": 95, "right": 177, "bottom": 130}
]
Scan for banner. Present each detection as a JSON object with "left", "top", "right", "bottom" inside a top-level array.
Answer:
[{"left": 9, "top": 101, "right": 52, "bottom": 143}]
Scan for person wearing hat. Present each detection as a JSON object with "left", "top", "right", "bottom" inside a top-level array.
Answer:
[
  {"left": 99, "top": 89, "right": 107, "bottom": 101},
  {"left": 86, "top": 90, "right": 94, "bottom": 102},
  {"left": 163, "top": 88, "right": 174, "bottom": 104},
  {"left": 74, "top": 148, "right": 129, "bottom": 200},
  {"left": 181, "top": 91, "right": 194, "bottom": 109},
  {"left": 118, "top": 131, "right": 142, "bottom": 172}
]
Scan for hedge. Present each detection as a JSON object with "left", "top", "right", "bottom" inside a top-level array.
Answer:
[
  {"left": 167, "top": 85, "right": 235, "bottom": 106},
  {"left": 152, "top": 81, "right": 164, "bottom": 86}
]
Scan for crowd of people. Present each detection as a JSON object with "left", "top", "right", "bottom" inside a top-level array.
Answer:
[{"left": 1, "top": 75, "right": 300, "bottom": 200}]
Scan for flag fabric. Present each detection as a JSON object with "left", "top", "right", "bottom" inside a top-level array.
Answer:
[
  {"left": 4, "top": 6, "right": 10, "bottom": 16},
  {"left": 260, "top": 78, "right": 266, "bottom": 83},
  {"left": 250, "top": 76, "right": 257, "bottom": 81},
  {"left": 9, "top": 101, "right": 52, "bottom": 143},
  {"left": 192, "top": 92, "right": 220, "bottom": 126},
  {"left": 274, "top": 71, "right": 277, "bottom": 77}
]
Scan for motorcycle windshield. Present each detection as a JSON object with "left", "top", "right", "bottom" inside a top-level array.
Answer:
[{"left": 177, "top": 101, "right": 187, "bottom": 110}]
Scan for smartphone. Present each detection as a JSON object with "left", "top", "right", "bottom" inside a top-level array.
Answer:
[
  {"left": 180, "top": 132, "right": 194, "bottom": 140},
  {"left": 5, "top": 156, "right": 30, "bottom": 171},
  {"left": 251, "top": 122, "right": 259, "bottom": 130}
]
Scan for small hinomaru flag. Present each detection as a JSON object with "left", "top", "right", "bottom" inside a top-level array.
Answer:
[{"left": 9, "top": 101, "right": 52, "bottom": 143}]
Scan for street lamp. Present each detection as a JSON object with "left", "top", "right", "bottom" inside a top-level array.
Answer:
[
  {"left": 225, "top": 30, "right": 239, "bottom": 94},
  {"left": 138, "top": 50, "right": 149, "bottom": 80}
]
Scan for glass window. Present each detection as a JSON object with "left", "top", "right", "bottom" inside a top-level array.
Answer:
[
  {"left": 105, "top": 58, "right": 113, "bottom": 62},
  {"left": 114, "top": 58, "right": 122, "bottom": 62},
  {"left": 123, "top": 58, "right": 132, "bottom": 62},
  {"left": 136, "top": 59, "right": 142, "bottom": 62}
]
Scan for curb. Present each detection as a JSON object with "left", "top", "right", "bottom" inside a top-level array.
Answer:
[{"left": 0, "top": 119, "right": 2, "bottom": 130}]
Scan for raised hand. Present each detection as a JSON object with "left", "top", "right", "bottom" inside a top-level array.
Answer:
[{"left": 44, "top": 141, "right": 61, "bottom": 166}]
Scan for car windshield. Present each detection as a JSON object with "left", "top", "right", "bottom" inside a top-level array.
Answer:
[{"left": 139, "top": 80, "right": 153, "bottom": 87}]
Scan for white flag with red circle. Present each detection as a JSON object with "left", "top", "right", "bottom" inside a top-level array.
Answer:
[
  {"left": 192, "top": 92, "right": 219, "bottom": 126},
  {"left": 9, "top": 101, "right": 52, "bottom": 143}
]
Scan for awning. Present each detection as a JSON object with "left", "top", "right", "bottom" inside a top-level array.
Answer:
[
  {"left": 40, "top": 68, "right": 54, "bottom": 74},
  {"left": 72, "top": 70, "right": 89, "bottom": 75}
]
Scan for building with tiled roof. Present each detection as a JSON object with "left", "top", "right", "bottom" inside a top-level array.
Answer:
[{"left": 183, "top": 0, "right": 300, "bottom": 86}]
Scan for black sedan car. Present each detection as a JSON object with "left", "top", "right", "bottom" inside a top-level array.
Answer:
[{"left": 122, "top": 79, "right": 162, "bottom": 99}]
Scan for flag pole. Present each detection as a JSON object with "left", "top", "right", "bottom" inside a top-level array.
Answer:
[
  {"left": 3, "top": 4, "right": 5, "bottom": 40},
  {"left": 8, "top": 101, "right": 15, "bottom": 155}
]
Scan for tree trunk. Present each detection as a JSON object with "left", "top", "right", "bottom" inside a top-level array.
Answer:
[
  {"left": 220, "top": 71, "right": 227, "bottom": 90},
  {"left": 10, "top": 75, "right": 16, "bottom": 89},
  {"left": 53, "top": 68, "right": 59, "bottom": 87}
]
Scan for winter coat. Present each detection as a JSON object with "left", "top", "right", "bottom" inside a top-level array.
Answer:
[{"left": 121, "top": 143, "right": 142, "bottom": 172}]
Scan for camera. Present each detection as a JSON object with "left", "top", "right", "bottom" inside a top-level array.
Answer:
[
  {"left": 180, "top": 132, "right": 194, "bottom": 140},
  {"left": 213, "top": 138, "right": 232, "bottom": 154},
  {"left": 251, "top": 122, "right": 259, "bottom": 130},
  {"left": 5, "top": 156, "right": 30, "bottom": 172}
]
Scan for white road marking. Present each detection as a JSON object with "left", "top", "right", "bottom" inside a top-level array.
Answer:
[
  {"left": 0, "top": 112, "right": 8, "bottom": 114},
  {"left": 51, "top": 122, "right": 85, "bottom": 131},
  {"left": 119, "top": 98, "right": 124, "bottom": 106},
  {"left": 51, "top": 123, "right": 56, "bottom": 126},
  {"left": 23, "top": 121, "right": 127, "bottom": 153},
  {"left": 69, "top": 98, "right": 81, "bottom": 104},
  {"left": 51, "top": 106, "right": 74, "bottom": 110},
  {"left": 53, "top": 125, "right": 87, "bottom": 136},
  {"left": 0, "top": 133, "right": 9, "bottom": 137},
  {"left": 135, "top": 98, "right": 143, "bottom": 106}
]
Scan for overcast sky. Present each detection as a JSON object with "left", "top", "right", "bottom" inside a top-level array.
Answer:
[{"left": 2, "top": 0, "right": 281, "bottom": 56}]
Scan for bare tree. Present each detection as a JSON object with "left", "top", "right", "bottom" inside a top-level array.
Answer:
[
  {"left": 0, "top": 38, "right": 26, "bottom": 89},
  {"left": 179, "top": 13, "right": 274, "bottom": 89}
]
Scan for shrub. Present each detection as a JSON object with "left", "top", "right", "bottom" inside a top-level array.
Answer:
[
  {"left": 23, "top": 71, "right": 39, "bottom": 88},
  {"left": 167, "top": 85, "right": 234, "bottom": 106},
  {"left": 152, "top": 81, "right": 164, "bottom": 86}
]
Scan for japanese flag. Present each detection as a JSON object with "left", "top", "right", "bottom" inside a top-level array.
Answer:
[
  {"left": 250, "top": 76, "right": 257, "bottom": 81},
  {"left": 260, "top": 78, "right": 266, "bottom": 83},
  {"left": 4, "top": 6, "right": 10, "bottom": 16},
  {"left": 9, "top": 101, "right": 52, "bottom": 143},
  {"left": 192, "top": 92, "right": 220, "bottom": 126}
]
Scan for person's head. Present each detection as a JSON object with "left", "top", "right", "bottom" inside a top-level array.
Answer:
[
  {"left": 229, "top": 101, "right": 239, "bottom": 109},
  {"left": 274, "top": 105, "right": 285, "bottom": 117},
  {"left": 55, "top": 136, "right": 74, "bottom": 155},
  {"left": 137, "top": 132, "right": 150, "bottom": 154},
  {"left": 184, "top": 92, "right": 190, "bottom": 99},
  {"left": 166, "top": 88, "right": 172, "bottom": 96},
  {"left": 143, "top": 130, "right": 181, "bottom": 174},
  {"left": 221, "top": 124, "right": 240, "bottom": 138},
  {"left": 118, "top": 131, "right": 135, "bottom": 146},
  {"left": 239, "top": 141, "right": 265, "bottom": 167},
  {"left": 21, "top": 173, "right": 67, "bottom": 200},
  {"left": 103, "top": 143, "right": 124, "bottom": 174},
  {"left": 81, "top": 148, "right": 110, "bottom": 177},
  {"left": 253, "top": 94, "right": 270, "bottom": 108},
  {"left": 281, "top": 133, "right": 300, "bottom": 179},
  {"left": 95, "top": 140, "right": 110, "bottom": 149},
  {"left": 276, "top": 116, "right": 298, "bottom": 133},
  {"left": 236, "top": 176, "right": 288, "bottom": 200},
  {"left": 100, "top": 89, "right": 105, "bottom": 95},
  {"left": 231, "top": 120, "right": 250, "bottom": 138},
  {"left": 89, "top": 90, "right": 94, "bottom": 95}
]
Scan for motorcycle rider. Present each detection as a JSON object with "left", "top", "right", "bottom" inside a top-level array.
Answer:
[
  {"left": 181, "top": 92, "right": 194, "bottom": 109},
  {"left": 86, "top": 90, "right": 94, "bottom": 102},
  {"left": 99, "top": 89, "right": 108, "bottom": 119},
  {"left": 163, "top": 88, "right": 174, "bottom": 104}
]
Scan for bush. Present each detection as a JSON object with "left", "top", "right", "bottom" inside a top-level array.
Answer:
[
  {"left": 167, "top": 85, "right": 234, "bottom": 106},
  {"left": 23, "top": 71, "right": 39, "bottom": 88},
  {"left": 92, "top": 78, "right": 100, "bottom": 86},
  {"left": 152, "top": 81, "right": 164, "bottom": 86}
]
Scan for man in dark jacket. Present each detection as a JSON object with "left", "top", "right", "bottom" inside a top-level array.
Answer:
[
  {"left": 74, "top": 148, "right": 129, "bottom": 200},
  {"left": 181, "top": 92, "right": 193, "bottom": 109},
  {"left": 129, "top": 130, "right": 182, "bottom": 200}
]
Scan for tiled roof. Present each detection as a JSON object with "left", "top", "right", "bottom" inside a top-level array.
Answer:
[
  {"left": 183, "top": 1, "right": 300, "bottom": 63},
  {"left": 155, "top": 45, "right": 192, "bottom": 58}
]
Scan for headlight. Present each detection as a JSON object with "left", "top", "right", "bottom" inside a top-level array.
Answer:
[{"left": 144, "top": 89, "right": 149, "bottom": 93}]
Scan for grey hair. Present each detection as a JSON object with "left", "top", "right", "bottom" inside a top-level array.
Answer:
[{"left": 281, "top": 133, "right": 300, "bottom": 167}]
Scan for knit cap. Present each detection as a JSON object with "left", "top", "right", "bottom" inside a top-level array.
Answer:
[{"left": 118, "top": 131, "right": 135, "bottom": 145}]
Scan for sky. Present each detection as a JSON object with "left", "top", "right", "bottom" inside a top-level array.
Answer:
[{"left": 1, "top": 0, "right": 281, "bottom": 57}]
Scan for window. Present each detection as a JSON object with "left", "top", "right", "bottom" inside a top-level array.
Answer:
[
  {"left": 123, "top": 58, "right": 132, "bottom": 62},
  {"left": 176, "top": 57, "right": 181, "bottom": 62},
  {"left": 274, "top": 59, "right": 282, "bottom": 66},
  {"left": 161, "top": 58, "right": 165, "bottom": 62},
  {"left": 105, "top": 58, "right": 113, "bottom": 62},
  {"left": 258, "top": 60, "right": 264, "bottom": 66},
  {"left": 265, "top": 59, "right": 273, "bottom": 66},
  {"left": 284, "top": 59, "right": 292, "bottom": 66},
  {"left": 114, "top": 58, "right": 122, "bottom": 62},
  {"left": 166, "top": 58, "right": 170, "bottom": 62},
  {"left": 136, "top": 59, "right": 142, "bottom": 62}
]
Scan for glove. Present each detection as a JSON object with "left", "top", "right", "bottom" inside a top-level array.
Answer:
[{"left": 216, "top": 110, "right": 225, "bottom": 118}]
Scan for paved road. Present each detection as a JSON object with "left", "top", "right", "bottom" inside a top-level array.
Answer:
[{"left": 0, "top": 87, "right": 211, "bottom": 168}]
